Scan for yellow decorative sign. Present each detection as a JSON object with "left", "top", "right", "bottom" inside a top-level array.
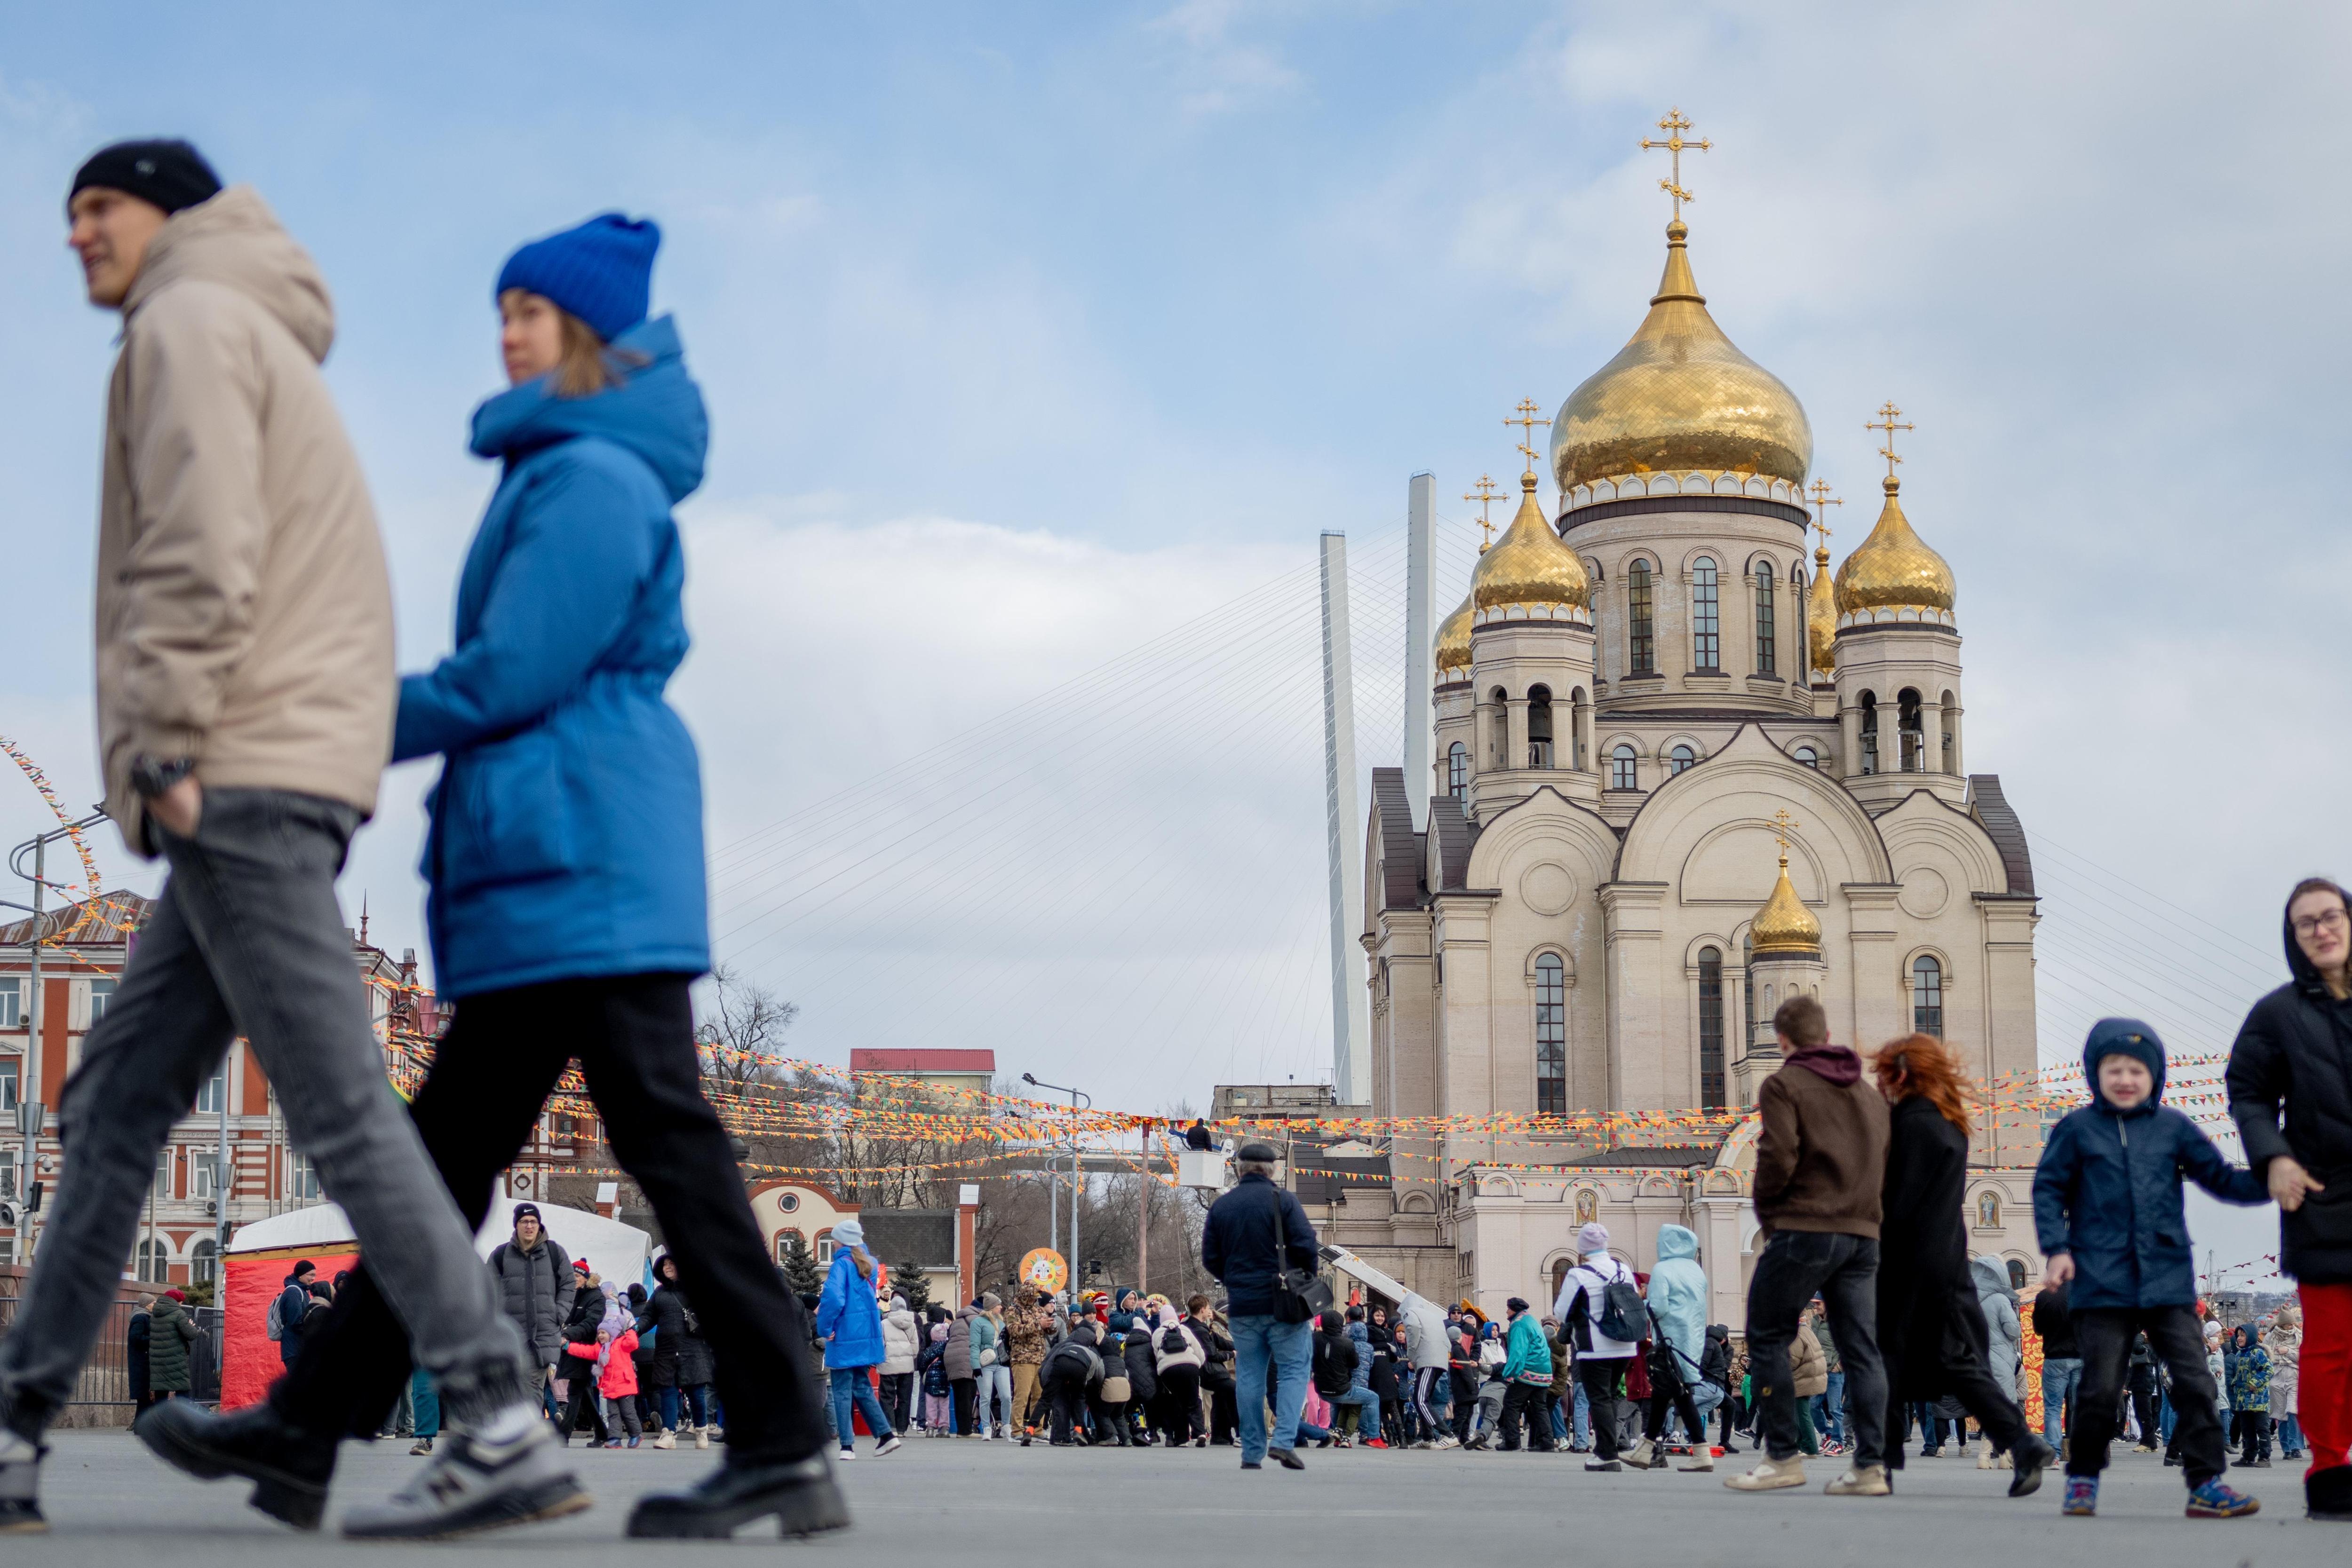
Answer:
[{"left": 1018, "top": 1247, "right": 1068, "bottom": 1296}]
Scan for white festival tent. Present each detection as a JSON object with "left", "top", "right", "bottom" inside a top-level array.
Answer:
[{"left": 226, "top": 1187, "right": 655, "bottom": 1287}]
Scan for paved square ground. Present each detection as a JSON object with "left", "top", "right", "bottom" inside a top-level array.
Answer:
[{"left": 13, "top": 1431, "right": 2342, "bottom": 1566}]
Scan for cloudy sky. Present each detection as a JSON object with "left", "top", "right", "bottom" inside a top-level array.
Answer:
[{"left": 2, "top": 3, "right": 2344, "bottom": 1275}]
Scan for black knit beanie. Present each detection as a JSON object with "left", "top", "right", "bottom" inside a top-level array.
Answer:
[{"left": 68, "top": 139, "right": 221, "bottom": 217}]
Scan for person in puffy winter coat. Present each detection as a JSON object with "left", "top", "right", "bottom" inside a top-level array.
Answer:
[
  {"left": 970, "top": 1296, "right": 1011, "bottom": 1440},
  {"left": 1120, "top": 1315, "right": 1160, "bottom": 1442},
  {"left": 815, "top": 1221, "right": 898, "bottom": 1460},
  {"left": 1041, "top": 1321, "right": 1106, "bottom": 1446},
  {"left": 147, "top": 1289, "right": 198, "bottom": 1398},
  {"left": 880, "top": 1296, "right": 921, "bottom": 1436},
  {"left": 1150, "top": 1305, "right": 1206, "bottom": 1447},
  {"left": 1970, "top": 1252, "right": 2023, "bottom": 1469},
  {"left": 2271, "top": 1306, "right": 2305, "bottom": 1458}
]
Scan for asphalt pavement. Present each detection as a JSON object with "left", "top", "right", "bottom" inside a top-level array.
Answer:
[{"left": 15, "top": 1428, "right": 2343, "bottom": 1565}]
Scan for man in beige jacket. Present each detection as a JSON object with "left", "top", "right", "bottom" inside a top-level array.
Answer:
[{"left": 0, "top": 140, "right": 581, "bottom": 1542}]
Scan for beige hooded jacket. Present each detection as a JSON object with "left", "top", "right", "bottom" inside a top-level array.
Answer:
[{"left": 95, "top": 185, "right": 393, "bottom": 850}]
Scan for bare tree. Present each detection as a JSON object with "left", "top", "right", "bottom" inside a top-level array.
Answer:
[{"left": 695, "top": 965, "right": 799, "bottom": 1089}]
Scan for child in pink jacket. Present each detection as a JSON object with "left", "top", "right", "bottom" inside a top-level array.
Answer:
[{"left": 567, "top": 1326, "right": 644, "bottom": 1448}]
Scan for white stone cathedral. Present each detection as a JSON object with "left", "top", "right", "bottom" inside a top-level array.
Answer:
[{"left": 1344, "top": 207, "right": 2050, "bottom": 1330}]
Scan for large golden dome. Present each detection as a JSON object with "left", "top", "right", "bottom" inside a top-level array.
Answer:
[
  {"left": 1750, "top": 852, "right": 1822, "bottom": 955},
  {"left": 1471, "top": 473, "right": 1589, "bottom": 613},
  {"left": 1549, "top": 221, "right": 1812, "bottom": 493},
  {"left": 1434, "top": 590, "right": 1473, "bottom": 677},
  {"left": 1834, "top": 476, "right": 1955, "bottom": 618}
]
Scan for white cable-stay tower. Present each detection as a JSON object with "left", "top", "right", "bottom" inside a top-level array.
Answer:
[{"left": 1319, "top": 532, "right": 1369, "bottom": 1103}]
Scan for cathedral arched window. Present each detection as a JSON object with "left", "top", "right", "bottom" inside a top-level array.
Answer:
[
  {"left": 1941, "top": 689, "right": 1957, "bottom": 775},
  {"left": 1912, "top": 954, "right": 1944, "bottom": 1036},
  {"left": 1793, "top": 745, "right": 1819, "bottom": 769},
  {"left": 1698, "top": 947, "right": 1725, "bottom": 1109},
  {"left": 1570, "top": 688, "right": 1589, "bottom": 771},
  {"left": 1691, "top": 557, "right": 1720, "bottom": 670},
  {"left": 1447, "top": 741, "right": 1468, "bottom": 797},
  {"left": 1753, "top": 560, "right": 1776, "bottom": 675},
  {"left": 1626, "top": 560, "right": 1655, "bottom": 674},
  {"left": 1859, "top": 692, "right": 1879, "bottom": 775},
  {"left": 1534, "top": 953, "right": 1566, "bottom": 1117},
  {"left": 1611, "top": 744, "right": 1637, "bottom": 791},
  {"left": 1669, "top": 744, "right": 1696, "bottom": 776},
  {"left": 1898, "top": 688, "right": 1925, "bottom": 772},
  {"left": 1527, "top": 685, "right": 1554, "bottom": 768},
  {"left": 1741, "top": 935, "right": 1756, "bottom": 1049}
]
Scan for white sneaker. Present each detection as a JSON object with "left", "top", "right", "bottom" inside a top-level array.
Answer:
[
  {"left": 694, "top": 1424, "right": 711, "bottom": 1451},
  {"left": 341, "top": 1411, "right": 588, "bottom": 1539},
  {"left": 1724, "top": 1456, "right": 1807, "bottom": 1491},
  {"left": 837, "top": 1448, "right": 856, "bottom": 1462},
  {"left": 978, "top": 1429, "right": 992, "bottom": 1442},
  {"left": 874, "top": 1436, "right": 903, "bottom": 1457},
  {"left": 1433, "top": 1435, "right": 1460, "bottom": 1450}
]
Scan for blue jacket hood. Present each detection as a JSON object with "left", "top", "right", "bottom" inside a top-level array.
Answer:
[
  {"left": 1656, "top": 1224, "right": 1699, "bottom": 1261},
  {"left": 2082, "top": 1017, "right": 2167, "bottom": 1110},
  {"left": 469, "top": 315, "right": 707, "bottom": 503}
]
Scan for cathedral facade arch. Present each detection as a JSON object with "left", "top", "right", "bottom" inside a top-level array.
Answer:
[
  {"left": 1523, "top": 944, "right": 1576, "bottom": 986},
  {"left": 1615, "top": 725, "right": 1892, "bottom": 889}
]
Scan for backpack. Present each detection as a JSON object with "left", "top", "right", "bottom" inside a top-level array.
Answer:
[
  {"left": 265, "top": 1286, "right": 291, "bottom": 1342},
  {"left": 1160, "top": 1325, "right": 1190, "bottom": 1358},
  {"left": 1581, "top": 1261, "right": 1645, "bottom": 1345}
]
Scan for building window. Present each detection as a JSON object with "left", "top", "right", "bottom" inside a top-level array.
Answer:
[
  {"left": 288, "top": 1151, "right": 320, "bottom": 1203},
  {"left": 1627, "top": 560, "right": 1655, "bottom": 674},
  {"left": 0, "top": 1059, "right": 15, "bottom": 1115},
  {"left": 0, "top": 977, "right": 19, "bottom": 1029},
  {"left": 775, "top": 1227, "right": 807, "bottom": 1264},
  {"left": 1941, "top": 689, "right": 1957, "bottom": 774},
  {"left": 136, "top": 1238, "right": 170, "bottom": 1283},
  {"left": 2006, "top": 1258, "right": 2028, "bottom": 1290},
  {"left": 1912, "top": 955, "right": 1944, "bottom": 1036},
  {"left": 778, "top": 1190, "right": 802, "bottom": 1213},
  {"left": 1698, "top": 947, "right": 1725, "bottom": 1109},
  {"left": 1526, "top": 686, "right": 1554, "bottom": 768},
  {"left": 1899, "top": 688, "right": 1925, "bottom": 772},
  {"left": 1669, "top": 744, "right": 1696, "bottom": 776},
  {"left": 154, "top": 1147, "right": 174, "bottom": 1200},
  {"left": 194, "top": 1064, "right": 227, "bottom": 1117},
  {"left": 1447, "top": 741, "right": 1468, "bottom": 796},
  {"left": 1741, "top": 936, "right": 1755, "bottom": 1051},
  {"left": 815, "top": 1229, "right": 835, "bottom": 1265},
  {"left": 191, "top": 1238, "right": 217, "bottom": 1284},
  {"left": 88, "top": 978, "right": 116, "bottom": 1023},
  {"left": 1534, "top": 954, "right": 1566, "bottom": 1117},
  {"left": 1793, "top": 745, "right": 1818, "bottom": 769},
  {"left": 1610, "top": 744, "right": 1637, "bottom": 791},
  {"left": 1692, "top": 556, "right": 1720, "bottom": 670},
  {"left": 191, "top": 1151, "right": 220, "bottom": 1200},
  {"left": 1859, "top": 692, "right": 1879, "bottom": 775},
  {"left": 1754, "top": 560, "right": 1776, "bottom": 674}
]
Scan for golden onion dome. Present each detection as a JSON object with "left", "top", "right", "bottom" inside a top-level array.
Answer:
[
  {"left": 1750, "top": 852, "right": 1822, "bottom": 955},
  {"left": 1806, "top": 541, "right": 1837, "bottom": 678},
  {"left": 1434, "top": 589, "right": 1474, "bottom": 678},
  {"left": 1471, "top": 473, "right": 1589, "bottom": 612},
  {"left": 1549, "top": 221, "right": 1812, "bottom": 493},
  {"left": 1833, "top": 476, "right": 1955, "bottom": 617}
]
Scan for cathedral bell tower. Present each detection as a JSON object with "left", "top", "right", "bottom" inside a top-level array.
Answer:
[
  {"left": 1463, "top": 407, "right": 1595, "bottom": 825},
  {"left": 1832, "top": 404, "right": 1966, "bottom": 810}
]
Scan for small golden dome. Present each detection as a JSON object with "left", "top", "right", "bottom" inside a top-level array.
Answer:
[
  {"left": 1549, "top": 221, "right": 1813, "bottom": 492},
  {"left": 1434, "top": 590, "right": 1473, "bottom": 678},
  {"left": 1806, "top": 541, "right": 1837, "bottom": 678},
  {"left": 1471, "top": 473, "right": 1589, "bottom": 612},
  {"left": 1833, "top": 476, "right": 1955, "bottom": 617},
  {"left": 1750, "top": 852, "right": 1822, "bottom": 955}
]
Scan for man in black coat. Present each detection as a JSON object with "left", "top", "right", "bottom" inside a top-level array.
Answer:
[
  {"left": 1200, "top": 1141, "right": 1318, "bottom": 1471},
  {"left": 2228, "top": 875, "right": 2352, "bottom": 1519}
]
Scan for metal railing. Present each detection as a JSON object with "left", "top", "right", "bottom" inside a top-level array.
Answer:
[{"left": 0, "top": 1269, "right": 220, "bottom": 1412}]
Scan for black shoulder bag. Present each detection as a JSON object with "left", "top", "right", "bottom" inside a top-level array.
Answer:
[{"left": 1271, "top": 1196, "right": 1334, "bottom": 1324}]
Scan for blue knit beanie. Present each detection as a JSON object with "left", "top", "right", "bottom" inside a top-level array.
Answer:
[{"left": 495, "top": 213, "right": 659, "bottom": 343}]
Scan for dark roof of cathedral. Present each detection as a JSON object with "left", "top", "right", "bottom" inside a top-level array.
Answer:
[
  {"left": 1427, "top": 792, "right": 1474, "bottom": 893},
  {"left": 1369, "top": 768, "right": 1422, "bottom": 911},
  {"left": 1967, "top": 774, "right": 2035, "bottom": 896},
  {"left": 1559, "top": 1146, "right": 1717, "bottom": 1168}
]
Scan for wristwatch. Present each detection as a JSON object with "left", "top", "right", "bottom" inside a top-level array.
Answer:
[{"left": 130, "top": 755, "right": 196, "bottom": 799}]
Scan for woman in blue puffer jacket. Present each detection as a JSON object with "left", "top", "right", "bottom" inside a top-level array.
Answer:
[
  {"left": 215, "top": 214, "right": 842, "bottom": 1541},
  {"left": 815, "top": 1220, "right": 899, "bottom": 1459}
]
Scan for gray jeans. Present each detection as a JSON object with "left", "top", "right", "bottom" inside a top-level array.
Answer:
[{"left": 0, "top": 789, "right": 528, "bottom": 1437}]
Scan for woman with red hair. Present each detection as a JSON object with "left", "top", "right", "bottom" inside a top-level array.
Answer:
[{"left": 1871, "top": 1034, "right": 2054, "bottom": 1495}]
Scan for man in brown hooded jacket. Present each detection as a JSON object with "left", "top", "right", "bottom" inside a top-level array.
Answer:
[{"left": 0, "top": 141, "right": 576, "bottom": 1542}]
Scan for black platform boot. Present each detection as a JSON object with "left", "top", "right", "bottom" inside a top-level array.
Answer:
[
  {"left": 626, "top": 1452, "right": 851, "bottom": 1540},
  {"left": 135, "top": 1398, "right": 336, "bottom": 1529}
]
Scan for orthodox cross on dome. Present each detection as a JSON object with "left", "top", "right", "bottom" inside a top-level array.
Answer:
[
  {"left": 1504, "top": 398, "right": 1547, "bottom": 478},
  {"left": 1639, "top": 107, "right": 1711, "bottom": 221},
  {"left": 1866, "top": 402, "right": 1915, "bottom": 482},
  {"left": 1806, "top": 479, "right": 1842, "bottom": 552},
  {"left": 1463, "top": 474, "right": 1501, "bottom": 550},
  {"left": 1768, "top": 807, "right": 1801, "bottom": 858}
]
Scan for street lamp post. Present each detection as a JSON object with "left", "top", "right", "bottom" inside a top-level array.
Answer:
[
  {"left": 1023, "top": 1074, "right": 1089, "bottom": 1300},
  {"left": 5, "top": 809, "right": 107, "bottom": 1262}
]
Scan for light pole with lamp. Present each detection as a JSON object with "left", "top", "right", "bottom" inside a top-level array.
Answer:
[
  {"left": 4, "top": 808, "right": 108, "bottom": 1263},
  {"left": 1022, "top": 1074, "right": 1089, "bottom": 1301}
]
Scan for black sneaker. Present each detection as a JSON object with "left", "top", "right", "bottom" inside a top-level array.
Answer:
[
  {"left": 2008, "top": 1436, "right": 2055, "bottom": 1498},
  {"left": 627, "top": 1453, "right": 851, "bottom": 1540},
  {"left": 0, "top": 1429, "right": 45, "bottom": 1536},
  {"left": 135, "top": 1398, "right": 335, "bottom": 1530}
]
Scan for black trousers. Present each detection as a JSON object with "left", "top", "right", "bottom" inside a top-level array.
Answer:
[
  {"left": 881, "top": 1371, "right": 915, "bottom": 1434},
  {"left": 1498, "top": 1380, "right": 1555, "bottom": 1450},
  {"left": 2069, "top": 1307, "right": 2225, "bottom": 1487},
  {"left": 1208, "top": 1379, "right": 1238, "bottom": 1444},
  {"left": 949, "top": 1377, "right": 976, "bottom": 1434},
  {"left": 1153, "top": 1365, "right": 1201, "bottom": 1444},
  {"left": 1643, "top": 1361, "right": 1705, "bottom": 1445},
  {"left": 1577, "top": 1356, "right": 1630, "bottom": 1460},
  {"left": 1045, "top": 1372, "right": 1090, "bottom": 1443},
  {"left": 270, "top": 974, "right": 826, "bottom": 1461},
  {"left": 1744, "top": 1230, "right": 1889, "bottom": 1468}
]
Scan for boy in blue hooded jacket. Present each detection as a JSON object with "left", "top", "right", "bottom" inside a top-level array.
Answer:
[{"left": 2033, "top": 1018, "right": 2267, "bottom": 1519}]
